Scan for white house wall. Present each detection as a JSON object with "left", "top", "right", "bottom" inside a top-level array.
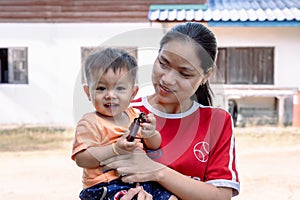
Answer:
[
  {"left": 211, "top": 26, "right": 300, "bottom": 88},
  {"left": 1, "top": 23, "right": 300, "bottom": 126},
  {"left": 211, "top": 26, "right": 300, "bottom": 126},
  {"left": 0, "top": 23, "right": 163, "bottom": 126}
]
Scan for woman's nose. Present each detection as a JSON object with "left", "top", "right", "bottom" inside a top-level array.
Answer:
[{"left": 161, "top": 70, "right": 176, "bottom": 85}]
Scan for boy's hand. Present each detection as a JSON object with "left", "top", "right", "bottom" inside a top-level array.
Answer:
[
  {"left": 140, "top": 113, "right": 157, "bottom": 139},
  {"left": 114, "top": 135, "right": 138, "bottom": 155}
]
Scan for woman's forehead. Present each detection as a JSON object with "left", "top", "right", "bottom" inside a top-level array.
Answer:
[{"left": 160, "top": 40, "right": 201, "bottom": 68}]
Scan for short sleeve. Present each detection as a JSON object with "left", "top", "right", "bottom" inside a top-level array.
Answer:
[
  {"left": 205, "top": 109, "right": 240, "bottom": 196},
  {"left": 71, "top": 114, "right": 102, "bottom": 160}
]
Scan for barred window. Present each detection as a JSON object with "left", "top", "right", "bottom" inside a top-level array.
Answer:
[
  {"left": 0, "top": 47, "right": 28, "bottom": 84},
  {"left": 212, "top": 47, "right": 274, "bottom": 85}
]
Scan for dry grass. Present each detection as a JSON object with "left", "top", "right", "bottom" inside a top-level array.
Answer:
[
  {"left": 0, "top": 127, "right": 74, "bottom": 152},
  {"left": 234, "top": 126, "right": 300, "bottom": 152},
  {"left": 1, "top": 126, "right": 299, "bottom": 152}
]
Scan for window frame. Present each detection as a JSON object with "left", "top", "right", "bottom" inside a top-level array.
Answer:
[
  {"left": 212, "top": 47, "right": 274, "bottom": 85},
  {"left": 0, "top": 47, "right": 28, "bottom": 84}
]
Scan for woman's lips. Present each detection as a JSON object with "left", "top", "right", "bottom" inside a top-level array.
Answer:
[{"left": 159, "top": 83, "right": 173, "bottom": 94}]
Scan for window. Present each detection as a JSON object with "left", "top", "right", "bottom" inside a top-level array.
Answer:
[
  {"left": 212, "top": 47, "right": 274, "bottom": 84},
  {"left": 0, "top": 47, "right": 28, "bottom": 84},
  {"left": 81, "top": 46, "right": 137, "bottom": 84}
]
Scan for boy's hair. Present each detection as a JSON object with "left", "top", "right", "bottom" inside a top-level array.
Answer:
[{"left": 84, "top": 47, "right": 138, "bottom": 87}]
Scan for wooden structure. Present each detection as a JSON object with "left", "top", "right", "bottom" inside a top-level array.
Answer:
[{"left": 0, "top": 0, "right": 205, "bottom": 23}]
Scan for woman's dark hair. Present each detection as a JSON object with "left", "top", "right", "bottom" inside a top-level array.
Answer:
[{"left": 160, "top": 22, "right": 217, "bottom": 106}]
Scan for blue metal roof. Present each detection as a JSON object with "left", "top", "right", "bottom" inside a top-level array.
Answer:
[{"left": 148, "top": 0, "right": 300, "bottom": 26}]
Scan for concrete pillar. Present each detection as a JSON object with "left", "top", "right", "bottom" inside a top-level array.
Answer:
[
  {"left": 277, "top": 96, "right": 286, "bottom": 126},
  {"left": 224, "top": 96, "right": 229, "bottom": 111},
  {"left": 293, "top": 91, "right": 300, "bottom": 127}
]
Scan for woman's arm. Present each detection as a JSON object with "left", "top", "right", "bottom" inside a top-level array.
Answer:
[
  {"left": 153, "top": 166, "right": 232, "bottom": 200},
  {"left": 101, "top": 152, "right": 232, "bottom": 200}
]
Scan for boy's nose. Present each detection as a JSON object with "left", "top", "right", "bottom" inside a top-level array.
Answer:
[{"left": 105, "top": 90, "right": 116, "bottom": 99}]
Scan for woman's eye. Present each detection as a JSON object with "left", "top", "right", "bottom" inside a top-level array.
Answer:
[
  {"left": 158, "top": 59, "right": 168, "bottom": 69},
  {"left": 180, "top": 72, "right": 192, "bottom": 78}
]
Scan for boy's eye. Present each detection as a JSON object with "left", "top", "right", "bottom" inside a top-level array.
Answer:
[
  {"left": 96, "top": 86, "right": 106, "bottom": 91},
  {"left": 116, "top": 86, "right": 126, "bottom": 91}
]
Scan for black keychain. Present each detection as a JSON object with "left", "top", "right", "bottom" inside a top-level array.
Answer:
[{"left": 126, "top": 112, "right": 147, "bottom": 142}]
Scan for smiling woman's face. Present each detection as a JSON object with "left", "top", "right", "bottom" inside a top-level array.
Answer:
[{"left": 152, "top": 40, "right": 205, "bottom": 107}]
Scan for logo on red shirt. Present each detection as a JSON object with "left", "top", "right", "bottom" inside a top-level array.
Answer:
[{"left": 193, "top": 142, "right": 210, "bottom": 162}]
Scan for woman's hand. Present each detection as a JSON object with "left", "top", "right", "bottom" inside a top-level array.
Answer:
[
  {"left": 101, "top": 149, "right": 166, "bottom": 183},
  {"left": 120, "top": 184, "right": 152, "bottom": 200}
]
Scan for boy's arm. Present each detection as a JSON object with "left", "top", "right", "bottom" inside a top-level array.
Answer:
[
  {"left": 73, "top": 117, "right": 120, "bottom": 169},
  {"left": 75, "top": 136, "right": 139, "bottom": 168},
  {"left": 140, "top": 113, "right": 161, "bottom": 150},
  {"left": 74, "top": 144, "right": 119, "bottom": 168},
  {"left": 142, "top": 130, "right": 161, "bottom": 150}
]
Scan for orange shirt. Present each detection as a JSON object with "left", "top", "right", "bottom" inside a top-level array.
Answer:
[{"left": 72, "top": 107, "right": 141, "bottom": 188}]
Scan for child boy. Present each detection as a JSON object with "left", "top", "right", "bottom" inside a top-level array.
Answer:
[{"left": 72, "top": 48, "right": 176, "bottom": 200}]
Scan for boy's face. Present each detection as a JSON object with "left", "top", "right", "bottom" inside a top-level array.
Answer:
[{"left": 87, "top": 68, "right": 138, "bottom": 117}]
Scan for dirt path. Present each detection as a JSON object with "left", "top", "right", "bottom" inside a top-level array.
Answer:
[
  {"left": 1, "top": 132, "right": 300, "bottom": 199},
  {"left": 235, "top": 146, "right": 300, "bottom": 200},
  {"left": 0, "top": 150, "right": 82, "bottom": 200}
]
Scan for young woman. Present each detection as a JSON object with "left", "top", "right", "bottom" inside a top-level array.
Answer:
[{"left": 102, "top": 22, "right": 240, "bottom": 200}]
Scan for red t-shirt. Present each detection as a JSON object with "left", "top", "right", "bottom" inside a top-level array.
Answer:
[{"left": 131, "top": 97, "right": 240, "bottom": 196}]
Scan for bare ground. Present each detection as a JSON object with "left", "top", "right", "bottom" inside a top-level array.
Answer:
[{"left": 1, "top": 127, "right": 300, "bottom": 200}]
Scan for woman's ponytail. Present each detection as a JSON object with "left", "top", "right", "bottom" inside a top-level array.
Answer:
[{"left": 195, "top": 82, "right": 214, "bottom": 106}]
